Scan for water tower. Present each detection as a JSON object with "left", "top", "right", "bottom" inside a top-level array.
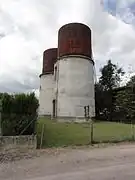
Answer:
[
  {"left": 39, "top": 48, "right": 57, "bottom": 116},
  {"left": 55, "top": 23, "right": 95, "bottom": 121}
]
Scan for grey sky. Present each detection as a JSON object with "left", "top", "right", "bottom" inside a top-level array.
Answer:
[{"left": 0, "top": 0, "right": 135, "bottom": 96}]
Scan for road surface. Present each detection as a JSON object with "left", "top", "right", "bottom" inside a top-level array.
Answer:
[{"left": 1, "top": 144, "right": 135, "bottom": 180}]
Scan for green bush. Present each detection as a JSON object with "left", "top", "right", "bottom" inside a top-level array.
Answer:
[{"left": 0, "top": 92, "right": 39, "bottom": 136}]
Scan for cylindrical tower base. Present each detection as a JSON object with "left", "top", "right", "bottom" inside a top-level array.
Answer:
[
  {"left": 56, "top": 55, "right": 95, "bottom": 121},
  {"left": 39, "top": 74, "right": 55, "bottom": 117}
]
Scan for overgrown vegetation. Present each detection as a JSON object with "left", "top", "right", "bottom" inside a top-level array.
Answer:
[
  {"left": 115, "top": 76, "right": 135, "bottom": 122},
  {"left": 95, "top": 60, "right": 135, "bottom": 123},
  {"left": 0, "top": 92, "right": 39, "bottom": 136}
]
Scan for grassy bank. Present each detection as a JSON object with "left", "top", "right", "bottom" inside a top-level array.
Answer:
[{"left": 37, "top": 118, "right": 133, "bottom": 148}]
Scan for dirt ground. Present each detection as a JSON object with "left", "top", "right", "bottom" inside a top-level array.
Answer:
[{"left": 1, "top": 143, "right": 135, "bottom": 180}]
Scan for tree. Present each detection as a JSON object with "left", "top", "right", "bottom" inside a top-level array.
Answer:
[
  {"left": 95, "top": 60, "right": 124, "bottom": 121},
  {"left": 116, "top": 75, "right": 135, "bottom": 122},
  {"left": 99, "top": 60, "right": 124, "bottom": 90},
  {"left": 95, "top": 83, "right": 109, "bottom": 119},
  {"left": 113, "top": 87, "right": 128, "bottom": 122}
]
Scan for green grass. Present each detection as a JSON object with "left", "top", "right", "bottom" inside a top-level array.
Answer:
[{"left": 37, "top": 118, "right": 133, "bottom": 148}]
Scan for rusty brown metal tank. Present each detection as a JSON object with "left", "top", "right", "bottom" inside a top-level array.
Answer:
[
  {"left": 42, "top": 48, "right": 57, "bottom": 74},
  {"left": 58, "top": 23, "right": 92, "bottom": 58}
]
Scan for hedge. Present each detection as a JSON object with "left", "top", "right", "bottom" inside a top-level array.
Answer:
[{"left": 0, "top": 92, "right": 39, "bottom": 136}]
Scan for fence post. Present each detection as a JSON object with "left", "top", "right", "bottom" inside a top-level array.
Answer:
[
  {"left": 40, "top": 123, "right": 45, "bottom": 149},
  {"left": 131, "top": 120, "right": 134, "bottom": 140},
  {"left": 89, "top": 107, "right": 94, "bottom": 145},
  {"left": 90, "top": 118, "right": 94, "bottom": 145},
  {"left": 84, "top": 105, "right": 94, "bottom": 145},
  {"left": 0, "top": 100, "right": 2, "bottom": 136}
]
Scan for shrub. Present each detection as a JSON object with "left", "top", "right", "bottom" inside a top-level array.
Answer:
[{"left": 0, "top": 92, "right": 39, "bottom": 136}]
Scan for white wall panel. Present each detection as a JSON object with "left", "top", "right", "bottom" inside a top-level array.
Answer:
[
  {"left": 39, "top": 74, "right": 55, "bottom": 116},
  {"left": 57, "top": 56, "right": 95, "bottom": 119}
]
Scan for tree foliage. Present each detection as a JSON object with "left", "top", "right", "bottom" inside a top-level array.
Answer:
[
  {"left": 0, "top": 92, "right": 39, "bottom": 136},
  {"left": 96, "top": 58, "right": 135, "bottom": 123},
  {"left": 115, "top": 75, "right": 135, "bottom": 122},
  {"left": 95, "top": 60, "right": 124, "bottom": 120},
  {"left": 99, "top": 60, "right": 125, "bottom": 90}
]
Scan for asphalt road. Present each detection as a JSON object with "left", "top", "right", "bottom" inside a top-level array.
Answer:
[{"left": 1, "top": 144, "right": 135, "bottom": 180}]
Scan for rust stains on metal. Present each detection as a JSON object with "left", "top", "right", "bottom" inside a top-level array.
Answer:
[
  {"left": 42, "top": 48, "right": 57, "bottom": 74},
  {"left": 58, "top": 23, "right": 92, "bottom": 58}
]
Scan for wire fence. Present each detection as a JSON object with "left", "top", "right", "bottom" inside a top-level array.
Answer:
[
  {"left": 1, "top": 113, "right": 135, "bottom": 165},
  {"left": 37, "top": 116, "right": 135, "bottom": 149},
  {"left": 0, "top": 112, "right": 135, "bottom": 149},
  {"left": 0, "top": 108, "right": 135, "bottom": 150},
  {"left": 0, "top": 112, "right": 37, "bottom": 165},
  {"left": 93, "top": 121, "right": 134, "bottom": 143}
]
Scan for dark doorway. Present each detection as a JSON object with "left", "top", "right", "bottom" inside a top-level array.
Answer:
[
  {"left": 52, "top": 99, "right": 56, "bottom": 118},
  {"left": 54, "top": 66, "right": 57, "bottom": 81}
]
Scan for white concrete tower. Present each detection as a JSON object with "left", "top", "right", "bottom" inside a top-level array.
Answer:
[
  {"left": 56, "top": 23, "right": 95, "bottom": 121},
  {"left": 39, "top": 48, "right": 57, "bottom": 117}
]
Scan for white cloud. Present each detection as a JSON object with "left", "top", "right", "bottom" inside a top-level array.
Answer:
[{"left": 0, "top": 0, "right": 135, "bottom": 94}]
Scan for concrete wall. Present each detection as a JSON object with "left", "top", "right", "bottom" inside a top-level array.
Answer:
[
  {"left": 0, "top": 135, "right": 37, "bottom": 151},
  {"left": 39, "top": 74, "right": 55, "bottom": 116},
  {"left": 56, "top": 56, "right": 95, "bottom": 119}
]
